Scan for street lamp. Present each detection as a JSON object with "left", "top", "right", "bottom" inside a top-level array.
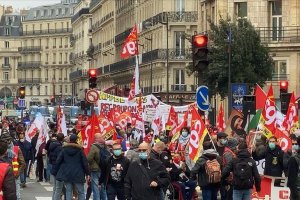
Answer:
[
  {"left": 227, "top": 26, "right": 232, "bottom": 117},
  {"left": 145, "top": 35, "right": 153, "bottom": 94}
]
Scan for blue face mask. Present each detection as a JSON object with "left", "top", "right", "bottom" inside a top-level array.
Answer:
[
  {"left": 113, "top": 149, "right": 122, "bottom": 157},
  {"left": 182, "top": 131, "right": 188, "bottom": 137},
  {"left": 292, "top": 144, "right": 299, "bottom": 151},
  {"left": 139, "top": 152, "right": 148, "bottom": 160},
  {"left": 269, "top": 143, "right": 276, "bottom": 150},
  {"left": 221, "top": 139, "right": 228, "bottom": 146}
]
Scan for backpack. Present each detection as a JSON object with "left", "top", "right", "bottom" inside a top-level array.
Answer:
[
  {"left": 233, "top": 158, "right": 254, "bottom": 189},
  {"left": 205, "top": 159, "right": 221, "bottom": 184},
  {"left": 94, "top": 144, "right": 111, "bottom": 167}
]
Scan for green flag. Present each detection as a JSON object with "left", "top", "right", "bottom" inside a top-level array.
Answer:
[{"left": 247, "top": 109, "right": 262, "bottom": 132}]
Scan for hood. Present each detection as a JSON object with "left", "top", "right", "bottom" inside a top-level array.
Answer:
[
  {"left": 237, "top": 149, "right": 251, "bottom": 159},
  {"left": 63, "top": 143, "right": 83, "bottom": 156},
  {"left": 49, "top": 140, "right": 62, "bottom": 152}
]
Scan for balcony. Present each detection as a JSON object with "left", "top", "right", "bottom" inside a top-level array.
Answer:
[
  {"left": 21, "top": 28, "right": 73, "bottom": 36},
  {"left": 104, "top": 48, "right": 191, "bottom": 74},
  {"left": 18, "top": 46, "right": 42, "bottom": 53},
  {"left": 69, "top": 69, "right": 88, "bottom": 81},
  {"left": 71, "top": 8, "right": 90, "bottom": 23},
  {"left": 271, "top": 73, "right": 289, "bottom": 81},
  {"left": 18, "top": 61, "right": 41, "bottom": 69},
  {"left": 258, "top": 26, "right": 300, "bottom": 43},
  {"left": 171, "top": 85, "right": 187, "bottom": 91},
  {"left": 90, "top": 0, "right": 103, "bottom": 12},
  {"left": 2, "top": 64, "right": 11, "bottom": 69},
  {"left": 18, "top": 78, "right": 42, "bottom": 83},
  {"left": 115, "top": 28, "right": 131, "bottom": 45}
]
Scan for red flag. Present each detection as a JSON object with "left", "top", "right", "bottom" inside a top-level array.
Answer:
[
  {"left": 255, "top": 84, "right": 267, "bottom": 110},
  {"left": 166, "top": 106, "right": 178, "bottom": 134},
  {"left": 115, "top": 112, "right": 132, "bottom": 130},
  {"left": 216, "top": 104, "right": 225, "bottom": 132},
  {"left": 170, "top": 111, "right": 188, "bottom": 143},
  {"left": 261, "top": 85, "right": 276, "bottom": 139},
  {"left": 120, "top": 25, "right": 138, "bottom": 59},
  {"left": 283, "top": 92, "right": 299, "bottom": 133},
  {"left": 56, "top": 106, "right": 62, "bottom": 132},
  {"left": 274, "top": 129, "right": 292, "bottom": 152},
  {"left": 98, "top": 113, "right": 117, "bottom": 141},
  {"left": 189, "top": 107, "right": 208, "bottom": 161},
  {"left": 80, "top": 114, "right": 101, "bottom": 155},
  {"left": 108, "top": 107, "right": 121, "bottom": 124}
]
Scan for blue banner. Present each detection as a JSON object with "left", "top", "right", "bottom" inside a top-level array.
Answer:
[{"left": 231, "top": 84, "right": 248, "bottom": 111}]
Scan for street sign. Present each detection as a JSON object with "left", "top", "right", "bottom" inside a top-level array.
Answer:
[
  {"left": 18, "top": 99, "right": 26, "bottom": 108},
  {"left": 85, "top": 89, "right": 99, "bottom": 103},
  {"left": 196, "top": 86, "right": 209, "bottom": 111}
]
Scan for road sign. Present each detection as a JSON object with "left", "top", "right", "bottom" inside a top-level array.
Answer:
[
  {"left": 18, "top": 99, "right": 26, "bottom": 108},
  {"left": 196, "top": 86, "right": 209, "bottom": 111},
  {"left": 85, "top": 89, "right": 99, "bottom": 103}
]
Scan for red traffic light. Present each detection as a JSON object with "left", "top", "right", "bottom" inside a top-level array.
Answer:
[
  {"left": 193, "top": 34, "right": 208, "bottom": 47},
  {"left": 280, "top": 81, "right": 288, "bottom": 90},
  {"left": 88, "top": 69, "right": 97, "bottom": 77}
]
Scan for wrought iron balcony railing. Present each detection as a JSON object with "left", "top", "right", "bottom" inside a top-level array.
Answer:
[
  {"left": 18, "top": 78, "right": 42, "bottom": 83},
  {"left": 2, "top": 64, "right": 11, "bottom": 68},
  {"left": 69, "top": 69, "right": 88, "bottom": 81},
  {"left": 18, "top": 61, "right": 41, "bottom": 69},
  {"left": 71, "top": 8, "right": 90, "bottom": 23},
  {"left": 21, "top": 28, "right": 72, "bottom": 36},
  {"left": 257, "top": 26, "right": 300, "bottom": 43},
  {"left": 271, "top": 73, "right": 290, "bottom": 81},
  {"left": 18, "top": 46, "right": 42, "bottom": 53}
]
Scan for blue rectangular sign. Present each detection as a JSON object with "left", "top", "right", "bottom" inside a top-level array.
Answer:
[{"left": 231, "top": 84, "right": 248, "bottom": 111}]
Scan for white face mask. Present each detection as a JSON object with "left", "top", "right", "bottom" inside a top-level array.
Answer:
[
  {"left": 20, "top": 139, "right": 25, "bottom": 142},
  {"left": 182, "top": 131, "right": 188, "bottom": 137}
]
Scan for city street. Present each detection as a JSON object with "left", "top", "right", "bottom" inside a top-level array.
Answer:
[{"left": 21, "top": 180, "right": 53, "bottom": 200}]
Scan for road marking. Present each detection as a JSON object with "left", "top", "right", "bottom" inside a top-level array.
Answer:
[
  {"left": 35, "top": 197, "right": 52, "bottom": 200},
  {"left": 44, "top": 187, "right": 53, "bottom": 192},
  {"left": 39, "top": 182, "right": 51, "bottom": 186}
]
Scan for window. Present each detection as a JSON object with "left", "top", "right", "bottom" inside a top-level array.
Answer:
[
  {"left": 65, "top": 85, "right": 68, "bottom": 93},
  {"left": 175, "top": 0, "right": 185, "bottom": 13},
  {"left": 3, "top": 72, "right": 9, "bottom": 80},
  {"left": 271, "top": 0, "right": 282, "bottom": 41},
  {"left": 174, "top": 69, "right": 185, "bottom": 91},
  {"left": 46, "top": 53, "right": 49, "bottom": 62},
  {"left": 59, "top": 85, "right": 63, "bottom": 93},
  {"left": 273, "top": 60, "right": 287, "bottom": 80},
  {"left": 4, "top": 41, "right": 9, "bottom": 48},
  {"left": 45, "top": 86, "right": 48, "bottom": 95},
  {"left": 65, "top": 53, "right": 68, "bottom": 63},
  {"left": 46, "top": 38, "right": 49, "bottom": 47},
  {"left": 53, "top": 53, "right": 56, "bottom": 63},
  {"left": 4, "top": 57, "right": 9, "bottom": 66},
  {"left": 46, "top": 69, "right": 49, "bottom": 80},
  {"left": 174, "top": 31, "right": 185, "bottom": 57},
  {"left": 53, "top": 38, "right": 56, "bottom": 47},
  {"left": 5, "top": 28, "right": 10, "bottom": 36},
  {"left": 21, "top": 16, "right": 25, "bottom": 22},
  {"left": 59, "top": 53, "right": 62, "bottom": 63},
  {"left": 235, "top": 2, "right": 247, "bottom": 18}
]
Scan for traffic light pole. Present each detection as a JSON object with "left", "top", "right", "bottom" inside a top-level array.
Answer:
[{"left": 228, "top": 27, "right": 232, "bottom": 117}]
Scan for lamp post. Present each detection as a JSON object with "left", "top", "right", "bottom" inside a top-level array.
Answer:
[
  {"left": 145, "top": 35, "right": 153, "bottom": 94},
  {"left": 227, "top": 26, "right": 232, "bottom": 117}
]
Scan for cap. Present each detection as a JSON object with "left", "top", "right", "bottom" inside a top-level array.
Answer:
[
  {"left": 217, "top": 132, "right": 228, "bottom": 139},
  {"left": 227, "top": 138, "right": 238, "bottom": 149},
  {"left": 69, "top": 134, "right": 78, "bottom": 143}
]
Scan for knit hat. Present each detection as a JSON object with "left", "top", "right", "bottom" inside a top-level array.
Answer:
[
  {"left": 69, "top": 134, "right": 78, "bottom": 143},
  {"left": 0, "top": 129, "right": 12, "bottom": 144}
]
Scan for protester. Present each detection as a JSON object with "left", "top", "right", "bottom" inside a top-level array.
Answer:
[
  {"left": 125, "top": 139, "right": 139, "bottom": 162},
  {"left": 222, "top": 142, "right": 261, "bottom": 200},
  {"left": 53, "top": 134, "right": 90, "bottom": 200},
  {"left": 0, "top": 141, "right": 17, "bottom": 200},
  {"left": 124, "top": 142, "right": 170, "bottom": 200}
]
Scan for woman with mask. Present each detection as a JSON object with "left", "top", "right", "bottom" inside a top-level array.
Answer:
[{"left": 100, "top": 142, "right": 130, "bottom": 200}]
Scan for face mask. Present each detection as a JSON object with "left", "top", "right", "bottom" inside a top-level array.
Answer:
[
  {"left": 269, "top": 143, "right": 276, "bottom": 150},
  {"left": 139, "top": 152, "right": 148, "bottom": 160},
  {"left": 182, "top": 132, "right": 188, "bottom": 137},
  {"left": 292, "top": 144, "right": 299, "bottom": 151},
  {"left": 221, "top": 139, "right": 228, "bottom": 145},
  {"left": 20, "top": 139, "right": 25, "bottom": 142},
  {"left": 256, "top": 135, "right": 261, "bottom": 140},
  {"left": 113, "top": 150, "right": 122, "bottom": 157}
]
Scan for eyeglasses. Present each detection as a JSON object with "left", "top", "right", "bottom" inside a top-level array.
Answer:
[{"left": 138, "top": 149, "right": 148, "bottom": 152}]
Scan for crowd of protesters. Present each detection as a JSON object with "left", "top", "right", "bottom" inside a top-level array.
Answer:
[{"left": 1, "top": 116, "right": 300, "bottom": 200}]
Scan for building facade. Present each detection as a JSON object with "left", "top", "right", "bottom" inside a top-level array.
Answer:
[
  {"left": 19, "top": 0, "right": 78, "bottom": 106},
  {"left": 70, "top": 0, "right": 92, "bottom": 102},
  {"left": 0, "top": 10, "right": 26, "bottom": 109},
  {"left": 88, "top": 0, "right": 198, "bottom": 104}
]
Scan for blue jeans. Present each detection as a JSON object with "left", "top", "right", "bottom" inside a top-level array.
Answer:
[
  {"left": 46, "top": 163, "right": 52, "bottom": 182},
  {"left": 16, "top": 177, "right": 21, "bottom": 200},
  {"left": 233, "top": 189, "right": 252, "bottom": 200},
  {"left": 65, "top": 182, "right": 85, "bottom": 200},
  {"left": 201, "top": 186, "right": 218, "bottom": 200},
  {"left": 91, "top": 171, "right": 100, "bottom": 200},
  {"left": 20, "top": 160, "right": 30, "bottom": 184},
  {"left": 53, "top": 179, "right": 64, "bottom": 200}
]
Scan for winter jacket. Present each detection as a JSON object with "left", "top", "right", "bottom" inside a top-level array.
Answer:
[
  {"left": 100, "top": 155, "right": 130, "bottom": 186},
  {"left": 283, "top": 150, "right": 293, "bottom": 176},
  {"left": 0, "top": 158, "right": 17, "bottom": 200},
  {"left": 124, "top": 158, "right": 170, "bottom": 200},
  {"left": 87, "top": 144, "right": 101, "bottom": 172},
  {"left": 48, "top": 140, "right": 63, "bottom": 165},
  {"left": 190, "top": 149, "right": 221, "bottom": 188},
  {"left": 53, "top": 143, "right": 90, "bottom": 183},
  {"left": 45, "top": 138, "right": 56, "bottom": 156},
  {"left": 222, "top": 149, "right": 261, "bottom": 191},
  {"left": 125, "top": 148, "right": 139, "bottom": 163},
  {"left": 16, "top": 140, "right": 33, "bottom": 161},
  {"left": 252, "top": 145, "right": 284, "bottom": 177},
  {"left": 149, "top": 149, "right": 172, "bottom": 168},
  {"left": 287, "top": 152, "right": 300, "bottom": 199}
]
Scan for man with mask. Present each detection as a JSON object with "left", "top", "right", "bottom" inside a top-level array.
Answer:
[
  {"left": 252, "top": 136, "right": 284, "bottom": 177},
  {"left": 16, "top": 132, "right": 32, "bottom": 188},
  {"left": 124, "top": 142, "right": 170, "bottom": 200},
  {"left": 100, "top": 142, "right": 130, "bottom": 200}
]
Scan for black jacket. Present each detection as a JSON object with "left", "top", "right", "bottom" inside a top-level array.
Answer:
[
  {"left": 252, "top": 145, "right": 284, "bottom": 177},
  {"left": 149, "top": 149, "right": 172, "bottom": 168},
  {"left": 124, "top": 158, "right": 170, "bottom": 200},
  {"left": 16, "top": 140, "right": 33, "bottom": 161},
  {"left": 48, "top": 140, "right": 63, "bottom": 165},
  {"left": 190, "top": 151, "right": 221, "bottom": 188},
  {"left": 53, "top": 143, "right": 90, "bottom": 183},
  {"left": 222, "top": 149, "right": 261, "bottom": 191},
  {"left": 0, "top": 158, "right": 17, "bottom": 200},
  {"left": 287, "top": 152, "right": 300, "bottom": 199},
  {"left": 100, "top": 155, "right": 130, "bottom": 186}
]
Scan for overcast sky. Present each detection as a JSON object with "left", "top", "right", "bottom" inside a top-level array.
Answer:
[{"left": 2, "top": 0, "right": 61, "bottom": 10}]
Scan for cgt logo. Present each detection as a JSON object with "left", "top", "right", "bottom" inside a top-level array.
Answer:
[
  {"left": 251, "top": 190, "right": 289, "bottom": 200},
  {"left": 279, "top": 190, "right": 289, "bottom": 199}
]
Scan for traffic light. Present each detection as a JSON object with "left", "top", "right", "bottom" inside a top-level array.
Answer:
[
  {"left": 279, "top": 80, "right": 290, "bottom": 114},
  {"left": 88, "top": 69, "right": 97, "bottom": 89},
  {"left": 19, "top": 86, "right": 25, "bottom": 99},
  {"left": 279, "top": 80, "right": 288, "bottom": 94},
  {"left": 192, "top": 34, "right": 209, "bottom": 71}
]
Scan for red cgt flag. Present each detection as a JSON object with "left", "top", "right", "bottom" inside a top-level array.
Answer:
[
  {"left": 255, "top": 84, "right": 267, "bottom": 111},
  {"left": 166, "top": 106, "right": 178, "bottom": 134},
  {"left": 121, "top": 25, "right": 138, "bottom": 59},
  {"left": 216, "top": 104, "right": 225, "bottom": 132},
  {"left": 274, "top": 128, "right": 291, "bottom": 152},
  {"left": 261, "top": 85, "right": 276, "bottom": 139},
  {"left": 283, "top": 92, "right": 299, "bottom": 133}
]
